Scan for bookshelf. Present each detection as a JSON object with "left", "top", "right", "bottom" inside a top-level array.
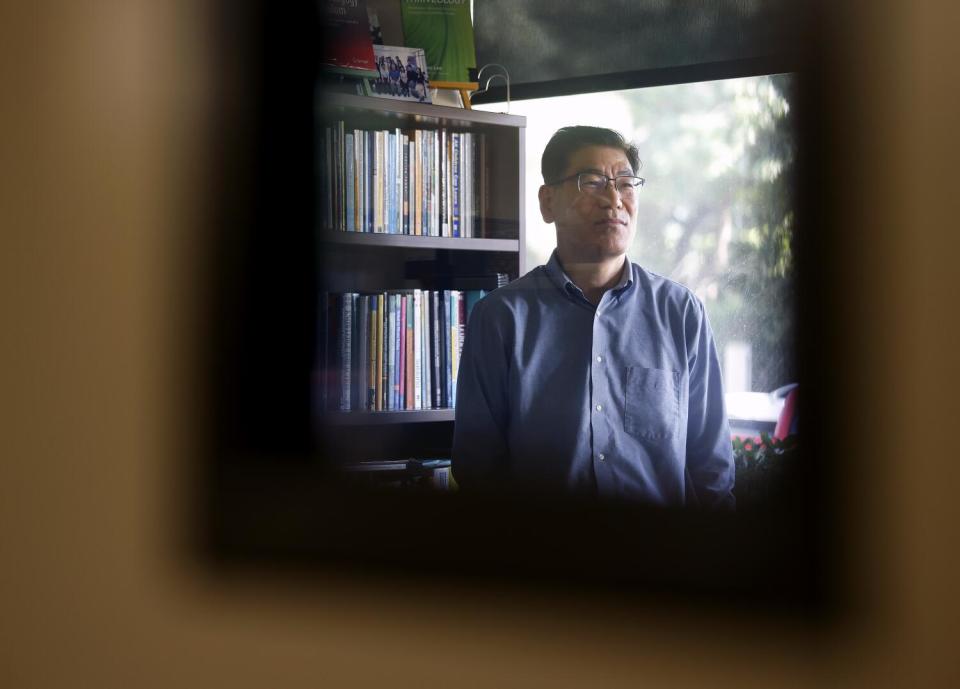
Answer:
[{"left": 315, "top": 91, "right": 525, "bottom": 465}]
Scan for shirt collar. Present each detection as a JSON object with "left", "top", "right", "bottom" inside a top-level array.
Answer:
[{"left": 544, "top": 249, "right": 634, "bottom": 298}]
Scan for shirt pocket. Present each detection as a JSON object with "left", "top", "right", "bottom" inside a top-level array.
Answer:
[{"left": 624, "top": 366, "right": 680, "bottom": 441}]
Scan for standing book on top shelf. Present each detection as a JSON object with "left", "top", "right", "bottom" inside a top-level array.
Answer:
[
  {"left": 400, "top": 0, "right": 478, "bottom": 88},
  {"left": 319, "top": 0, "right": 378, "bottom": 76}
]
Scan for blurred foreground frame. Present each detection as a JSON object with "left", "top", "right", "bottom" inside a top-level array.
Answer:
[{"left": 200, "top": 0, "right": 842, "bottom": 619}]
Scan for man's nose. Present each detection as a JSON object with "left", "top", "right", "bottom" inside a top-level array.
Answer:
[{"left": 598, "top": 179, "right": 624, "bottom": 206}]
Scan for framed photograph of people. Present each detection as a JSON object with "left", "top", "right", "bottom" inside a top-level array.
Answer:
[{"left": 368, "top": 45, "right": 432, "bottom": 104}]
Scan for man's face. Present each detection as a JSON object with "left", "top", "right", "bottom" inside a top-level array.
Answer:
[{"left": 538, "top": 145, "right": 638, "bottom": 263}]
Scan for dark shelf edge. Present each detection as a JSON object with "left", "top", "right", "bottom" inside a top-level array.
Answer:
[
  {"left": 317, "top": 92, "right": 527, "bottom": 128},
  {"left": 317, "top": 409, "right": 456, "bottom": 426}
]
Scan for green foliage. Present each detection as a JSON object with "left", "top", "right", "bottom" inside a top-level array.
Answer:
[
  {"left": 732, "top": 432, "right": 799, "bottom": 506},
  {"left": 623, "top": 73, "right": 797, "bottom": 391}
]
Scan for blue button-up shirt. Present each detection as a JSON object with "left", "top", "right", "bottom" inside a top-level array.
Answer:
[{"left": 452, "top": 250, "right": 735, "bottom": 508}]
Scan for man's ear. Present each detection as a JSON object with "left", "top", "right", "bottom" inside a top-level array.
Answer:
[{"left": 538, "top": 184, "right": 555, "bottom": 223}]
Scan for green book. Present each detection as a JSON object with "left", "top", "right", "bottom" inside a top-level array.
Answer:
[{"left": 400, "top": 0, "right": 477, "bottom": 86}]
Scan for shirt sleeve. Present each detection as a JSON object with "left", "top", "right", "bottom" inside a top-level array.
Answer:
[
  {"left": 684, "top": 298, "right": 737, "bottom": 509},
  {"left": 451, "top": 297, "right": 511, "bottom": 491}
]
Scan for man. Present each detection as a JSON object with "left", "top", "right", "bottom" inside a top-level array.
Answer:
[{"left": 452, "top": 126, "right": 735, "bottom": 508}]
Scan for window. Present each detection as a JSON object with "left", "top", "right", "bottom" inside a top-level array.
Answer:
[{"left": 476, "top": 74, "right": 797, "bottom": 423}]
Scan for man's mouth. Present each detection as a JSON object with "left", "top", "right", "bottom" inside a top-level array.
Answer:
[{"left": 595, "top": 218, "right": 627, "bottom": 227}]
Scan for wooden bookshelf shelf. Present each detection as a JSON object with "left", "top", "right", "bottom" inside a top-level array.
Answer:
[
  {"left": 318, "top": 92, "right": 526, "bottom": 129},
  {"left": 318, "top": 230, "right": 519, "bottom": 252}
]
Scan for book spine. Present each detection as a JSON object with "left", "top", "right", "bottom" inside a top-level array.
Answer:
[
  {"left": 448, "top": 290, "right": 458, "bottom": 405},
  {"left": 387, "top": 130, "right": 395, "bottom": 234},
  {"left": 413, "top": 290, "right": 422, "bottom": 410},
  {"left": 439, "top": 129, "right": 447, "bottom": 237},
  {"left": 421, "top": 289, "right": 430, "bottom": 409},
  {"left": 431, "top": 291, "right": 441, "bottom": 408},
  {"left": 394, "top": 292, "right": 403, "bottom": 408},
  {"left": 387, "top": 293, "right": 396, "bottom": 410},
  {"left": 414, "top": 130, "right": 422, "bottom": 235},
  {"left": 392, "top": 129, "right": 398, "bottom": 235},
  {"left": 398, "top": 293, "right": 406, "bottom": 409},
  {"left": 368, "top": 295, "right": 378, "bottom": 410},
  {"left": 405, "top": 294, "right": 414, "bottom": 409},
  {"left": 338, "top": 121, "right": 346, "bottom": 231},
  {"left": 457, "top": 290, "right": 466, "bottom": 401},
  {"left": 356, "top": 295, "right": 368, "bottom": 410},
  {"left": 372, "top": 131, "right": 380, "bottom": 233},
  {"left": 402, "top": 134, "right": 409, "bottom": 234},
  {"left": 376, "top": 293, "right": 385, "bottom": 410},
  {"left": 439, "top": 290, "right": 449, "bottom": 408},
  {"left": 463, "top": 131, "right": 470, "bottom": 238},
  {"left": 340, "top": 293, "right": 353, "bottom": 410},
  {"left": 408, "top": 139, "right": 415, "bottom": 235},
  {"left": 345, "top": 134, "right": 355, "bottom": 232},
  {"left": 331, "top": 292, "right": 340, "bottom": 408},
  {"left": 464, "top": 132, "right": 471, "bottom": 238},
  {"left": 452, "top": 132, "right": 460, "bottom": 237},
  {"left": 366, "top": 131, "right": 374, "bottom": 232},
  {"left": 395, "top": 128, "right": 403, "bottom": 236},
  {"left": 424, "top": 131, "right": 431, "bottom": 236},
  {"left": 355, "top": 128, "right": 364, "bottom": 232}
]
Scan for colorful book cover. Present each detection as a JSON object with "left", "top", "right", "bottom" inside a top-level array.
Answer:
[
  {"left": 387, "top": 293, "right": 396, "bottom": 410},
  {"left": 413, "top": 290, "right": 422, "bottom": 409},
  {"left": 400, "top": 0, "right": 477, "bottom": 87},
  {"left": 398, "top": 293, "right": 406, "bottom": 408},
  {"left": 319, "top": 0, "right": 378, "bottom": 76},
  {"left": 405, "top": 294, "right": 414, "bottom": 410},
  {"left": 449, "top": 290, "right": 458, "bottom": 403},
  {"left": 368, "top": 45, "right": 432, "bottom": 104}
]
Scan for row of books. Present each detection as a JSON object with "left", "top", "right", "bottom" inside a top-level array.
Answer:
[
  {"left": 319, "top": 122, "right": 485, "bottom": 237},
  {"left": 316, "top": 289, "right": 488, "bottom": 412}
]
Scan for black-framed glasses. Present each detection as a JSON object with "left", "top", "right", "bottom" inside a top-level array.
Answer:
[{"left": 547, "top": 172, "right": 646, "bottom": 198}]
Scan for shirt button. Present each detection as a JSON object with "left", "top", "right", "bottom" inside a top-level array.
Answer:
[
  {"left": 598, "top": 453, "right": 605, "bottom": 462},
  {"left": 595, "top": 404, "right": 603, "bottom": 412},
  {"left": 596, "top": 355, "right": 603, "bottom": 363}
]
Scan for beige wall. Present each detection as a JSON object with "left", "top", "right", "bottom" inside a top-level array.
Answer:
[{"left": 3, "top": 1, "right": 958, "bottom": 686}]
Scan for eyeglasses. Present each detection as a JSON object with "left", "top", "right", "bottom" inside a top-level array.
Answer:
[{"left": 547, "top": 172, "right": 646, "bottom": 199}]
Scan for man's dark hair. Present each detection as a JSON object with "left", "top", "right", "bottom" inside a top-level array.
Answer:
[{"left": 541, "top": 126, "right": 641, "bottom": 183}]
